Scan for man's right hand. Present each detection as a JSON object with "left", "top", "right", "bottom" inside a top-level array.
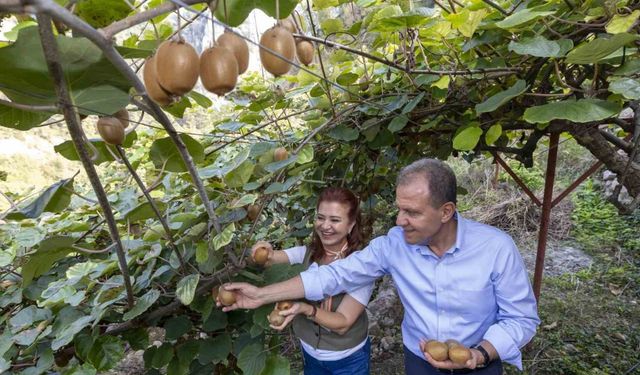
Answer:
[{"left": 218, "top": 282, "right": 265, "bottom": 311}]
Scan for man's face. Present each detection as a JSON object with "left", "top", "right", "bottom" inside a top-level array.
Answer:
[{"left": 395, "top": 179, "right": 445, "bottom": 245}]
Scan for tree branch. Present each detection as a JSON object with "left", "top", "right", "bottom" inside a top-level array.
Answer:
[
  {"left": 481, "top": 0, "right": 508, "bottom": 16},
  {"left": 35, "top": 13, "right": 135, "bottom": 308},
  {"left": 0, "top": 98, "right": 58, "bottom": 112}
]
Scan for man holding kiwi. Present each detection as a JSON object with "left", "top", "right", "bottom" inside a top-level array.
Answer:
[{"left": 222, "top": 158, "right": 539, "bottom": 374}]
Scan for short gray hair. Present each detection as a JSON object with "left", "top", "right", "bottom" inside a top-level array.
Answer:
[{"left": 397, "top": 158, "right": 457, "bottom": 207}]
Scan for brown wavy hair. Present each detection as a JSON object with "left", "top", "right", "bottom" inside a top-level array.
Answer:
[{"left": 308, "top": 187, "right": 365, "bottom": 264}]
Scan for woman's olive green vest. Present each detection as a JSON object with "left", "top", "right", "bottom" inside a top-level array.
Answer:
[{"left": 291, "top": 247, "right": 369, "bottom": 350}]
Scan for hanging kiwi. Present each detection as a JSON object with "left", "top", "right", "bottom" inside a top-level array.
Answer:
[
  {"left": 97, "top": 117, "right": 125, "bottom": 145},
  {"left": 155, "top": 39, "right": 200, "bottom": 95},
  {"left": 259, "top": 25, "right": 296, "bottom": 76},
  {"left": 143, "top": 55, "right": 172, "bottom": 106},
  {"left": 200, "top": 45, "right": 239, "bottom": 96},
  {"left": 113, "top": 108, "right": 129, "bottom": 128},
  {"left": 217, "top": 30, "right": 249, "bottom": 74},
  {"left": 279, "top": 17, "right": 297, "bottom": 34},
  {"left": 296, "top": 40, "right": 314, "bottom": 66}
]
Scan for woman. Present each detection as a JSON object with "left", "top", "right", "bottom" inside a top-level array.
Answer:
[{"left": 250, "top": 187, "right": 373, "bottom": 375}]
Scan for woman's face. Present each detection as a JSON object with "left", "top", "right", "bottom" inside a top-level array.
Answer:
[{"left": 314, "top": 201, "right": 354, "bottom": 249}]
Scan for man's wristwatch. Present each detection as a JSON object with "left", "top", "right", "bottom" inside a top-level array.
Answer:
[
  {"left": 306, "top": 304, "right": 317, "bottom": 319},
  {"left": 471, "top": 344, "right": 491, "bottom": 368}
]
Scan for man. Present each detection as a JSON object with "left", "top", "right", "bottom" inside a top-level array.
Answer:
[{"left": 222, "top": 158, "right": 539, "bottom": 374}]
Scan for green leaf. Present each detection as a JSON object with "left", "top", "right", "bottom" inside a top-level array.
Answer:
[
  {"left": 605, "top": 10, "right": 640, "bottom": 34},
  {"left": 123, "top": 289, "right": 160, "bottom": 321},
  {"left": 485, "top": 124, "right": 502, "bottom": 145},
  {"left": 121, "top": 328, "right": 149, "bottom": 350},
  {"left": 263, "top": 263, "right": 305, "bottom": 284},
  {"left": 297, "top": 144, "right": 314, "bottom": 164},
  {"left": 336, "top": 72, "right": 359, "bottom": 86},
  {"left": 261, "top": 354, "right": 290, "bottom": 375},
  {"left": 120, "top": 200, "right": 166, "bottom": 222},
  {"left": 53, "top": 315, "right": 94, "bottom": 350},
  {"left": 152, "top": 343, "right": 174, "bottom": 368},
  {"left": 402, "top": 92, "right": 425, "bottom": 114},
  {"left": 202, "top": 308, "right": 228, "bottom": 332},
  {"left": 388, "top": 115, "right": 409, "bottom": 133},
  {"left": 609, "top": 78, "right": 640, "bottom": 99},
  {"left": 264, "top": 155, "right": 297, "bottom": 173},
  {"left": 566, "top": 33, "right": 639, "bottom": 64},
  {"left": 165, "top": 316, "right": 193, "bottom": 340},
  {"left": 447, "top": 9, "right": 487, "bottom": 37},
  {"left": 211, "top": 223, "right": 235, "bottom": 251},
  {"left": 75, "top": 0, "right": 132, "bottom": 28},
  {"left": 523, "top": 99, "right": 622, "bottom": 124},
  {"left": 0, "top": 103, "right": 52, "bottom": 130},
  {"left": 475, "top": 80, "right": 527, "bottom": 114},
  {"left": 321, "top": 19, "right": 344, "bottom": 34},
  {"left": 229, "top": 194, "right": 258, "bottom": 208},
  {"left": 176, "top": 274, "right": 199, "bottom": 306},
  {"left": 54, "top": 131, "right": 138, "bottom": 165},
  {"left": 149, "top": 134, "right": 204, "bottom": 173},
  {"left": 6, "top": 178, "right": 74, "bottom": 220},
  {"left": 237, "top": 343, "right": 267, "bottom": 375},
  {"left": 21, "top": 236, "right": 76, "bottom": 286},
  {"left": 213, "top": 0, "right": 298, "bottom": 27},
  {"left": 188, "top": 91, "right": 213, "bottom": 108},
  {"left": 224, "top": 160, "right": 255, "bottom": 188},
  {"left": 496, "top": 9, "right": 555, "bottom": 29},
  {"left": 453, "top": 126, "right": 483, "bottom": 151},
  {"left": 328, "top": 125, "right": 359, "bottom": 141},
  {"left": 87, "top": 335, "right": 124, "bottom": 371},
  {"left": 508, "top": 36, "right": 573, "bottom": 57},
  {"left": 198, "top": 334, "right": 231, "bottom": 364},
  {"left": 432, "top": 75, "right": 450, "bottom": 89}
]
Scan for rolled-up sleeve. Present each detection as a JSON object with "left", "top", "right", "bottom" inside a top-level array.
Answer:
[
  {"left": 485, "top": 238, "right": 540, "bottom": 369},
  {"left": 301, "top": 237, "right": 390, "bottom": 301}
]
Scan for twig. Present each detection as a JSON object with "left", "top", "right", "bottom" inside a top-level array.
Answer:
[
  {"left": 0, "top": 98, "right": 58, "bottom": 112},
  {"left": 36, "top": 13, "right": 135, "bottom": 308},
  {"left": 482, "top": 0, "right": 508, "bottom": 15}
]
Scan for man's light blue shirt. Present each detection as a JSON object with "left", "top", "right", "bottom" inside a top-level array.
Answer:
[{"left": 300, "top": 214, "right": 540, "bottom": 369}]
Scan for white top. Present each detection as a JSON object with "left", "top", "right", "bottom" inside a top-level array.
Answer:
[{"left": 283, "top": 245, "right": 374, "bottom": 361}]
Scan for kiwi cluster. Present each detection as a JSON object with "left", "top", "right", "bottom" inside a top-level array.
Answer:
[
  {"left": 143, "top": 32, "right": 249, "bottom": 103},
  {"left": 267, "top": 300, "right": 294, "bottom": 326},
  {"left": 97, "top": 108, "right": 129, "bottom": 145},
  {"left": 423, "top": 339, "right": 472, "bottom": 365},
  {"left": 259, "top": 16, "right": 315, "bottom": 76}
]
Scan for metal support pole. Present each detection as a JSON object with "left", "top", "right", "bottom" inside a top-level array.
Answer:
[
  {"left": 492, "top": 152, "right": 543, "bottom": 207},
  {"left": 533, "top": 132, "right": 560, "bottom": 300}
]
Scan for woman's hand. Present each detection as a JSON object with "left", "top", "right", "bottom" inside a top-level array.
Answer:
[{"left": 269, "top": 302, "right": 310, "bottom": 330}]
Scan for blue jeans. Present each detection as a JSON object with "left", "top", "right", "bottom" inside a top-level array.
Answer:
[{"left": 302, "top": 338, "right": 371, "bottom": 375}]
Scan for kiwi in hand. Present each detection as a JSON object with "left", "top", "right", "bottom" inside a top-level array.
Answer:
[
  {"left": 424, "top": 340, "right": 449, "bottom": 362},
  {"left": 268, "top": 309, "right": 286, "bottom": 326}
]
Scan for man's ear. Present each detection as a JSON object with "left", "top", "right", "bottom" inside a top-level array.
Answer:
[{"left": 441, "top": 202, "right": 456, "bottom": 222}]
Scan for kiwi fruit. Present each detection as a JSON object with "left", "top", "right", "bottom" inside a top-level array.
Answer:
[
  {"left": 296, "top": 40, "right": 314, "bottom": 66},
  {"left": 217, "top": 286, "right": 236, "bottom": 306},
  {"left": 143, "top": 55, "right": 172, "bottom": 106},
  {"left": 200, "top": 45, "right": 239, "bottom": 96},
  {"left": 259, "top": 25, "right": 296, "bottom": 76},
  {"left": 217, "top": 30, "right": 249, "bottom": 74},
  {"left": 155, "top": 39, "right": 200, "bottom": 95},
  {"left": 253, "top": 246, "right": 270, "bottom": 266},
  {"left": 268, "top": 309, "right": 286, "bottom": 326},
  {"left": 448, "top": 346, "right": 472, "bottom": 365},
  {"left": 97, "top": 117, "right": 125, "bottom": 145},
  {"left": 273, "top": 147, "right": 288, "bottom": 161},
  {"left": 424, "top": 340, "right": 449, "bottom": 362},
  {"left": 113, "top": 108, "right": 129, "bottom": 128},
  {"left": 246, "top": 204, "right": 260, "bottom": 221},
  {"left": 279, "top": 17, "right": 297, "bottom": 34},
  {"left": 445, "top": 339, "right": 461, "bottom": 348},
  {"left": 276, "top": 301, "right": 293, "bottom": 311}
]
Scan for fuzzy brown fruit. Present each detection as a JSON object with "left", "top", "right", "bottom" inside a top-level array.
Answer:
[
  {"left": 279, "top": 17, "right": 297, "bottom": 34},
  {"left": 268, "top": 309, "right": 286, "bottom": 326},
  {"left": 445, "top": 339, "right": 461, "bottom": 348},
  {"left": 259, "top": 26, "right": 296, "bottom": 76},
  {"left": 253, "top": 246, "right": 270, "bottom": 266},
  {"left": 448, "top": 346, "right": 472, "bottom": 365},
  {"left": 200, "top": 45, "right": 239, "bottom": 96},
  {"left": 247, "top": 204, "right": 260, "bottom": 221},
  {"left": 276, "top": 301, "right": 293, "bottom": 311},
  {"left": 424, "top": 340, "right": 449, "bottom": 362},
  {"left": 217, "top": 31, "right": 249, "bottom": 74},
  {"left": 296, "top": 40, "right": 314, "bottom": 66},
  {"left": 97, "top": 117, "right": 125, "bottom": 145},
  {"left": 273, "top": 147, "right": 288, "bottom": 162},
  {"left": 218, "top": 286, "right": 236, "bottom": 306},
  {"left": 143, "top": 55, "right": 172, "bottom": 106},
  {"left": 112, "top": 108, "right": 130, "bottom": 128},
  {"left": 155, "top": 39, "right": 200, "bottom": 95}
]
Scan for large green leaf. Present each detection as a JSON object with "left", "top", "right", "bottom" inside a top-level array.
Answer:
[
  {"left": 87, "top": 335, "right": 124, "bottom": 371},
  {"left": 6, "top": 178, "right": 74, "bottom": 220},
  {"left": 523, "top": 99, "right": 621, "bottom": 124},
  {"left": 149, "top": 134, "right": 204, "bottom": 173},
  {"left": 75, "top": 0, "right": 132, "bottom": 28},
  {"left": 197, "top": 334, "right": 231, "bottom": 364},
  {"left": 369, "top": 7, "right": 435, "bottom": 32},
  {"left": 261, "top": 354, "right": 290, "bottom": 375},
  {"left": 164, "top": 316, "right": 193, "bottom": 340},
  {"left": 453, "top": 126, "right": 482, "bottom": 151},
  {"left": 224, "top": 160, "right": 255, "bottom": 188},
  {"left": 446, "top": 9, "right": 487, "bottom": 37},
  {"left": 609, "top": 78, "right": 640, "bottom": 99},
  {"left": 508, "top": 37, "right": 573, "bottom": 57},
  {"left": 475, "top": 80, "right": 527, "bottom": 114},
  {"left": 496, "top": 9, "right": 555, "bottom": 29},
  {"left": 123, "top": 289, "right": 160, "bottom": 321},
  {"left": 211, "top": 223, "right": 235, "bottom": 251},
  {"left": 54, "top": 131, "right": 138, "bottom": 165},
  {"left": 0, "top": 103, "right": 52, "bottom": 130},
  {"left": 176, "top": 274, "right": 199, "bottom": 306},
  {"left": 565, "top": 33, "right": 639, "bottom": 64},
  {"left": 120, "top": 200, "right": 167, "bottom": 222},
  {"left": 21, "top": 236, "right": 76, "bottom": 287},
  {"left": 237, "top": 343, "right": 267, "bottom": 375},
  {"left": 213, "top": 0, "right": 299, "bottom": 27},
  {"left": 0, "top": 27, "right": 130, "bottom": 123},
  {"left": 605, "top": 10, "right": 640, "bottom": 34}
]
